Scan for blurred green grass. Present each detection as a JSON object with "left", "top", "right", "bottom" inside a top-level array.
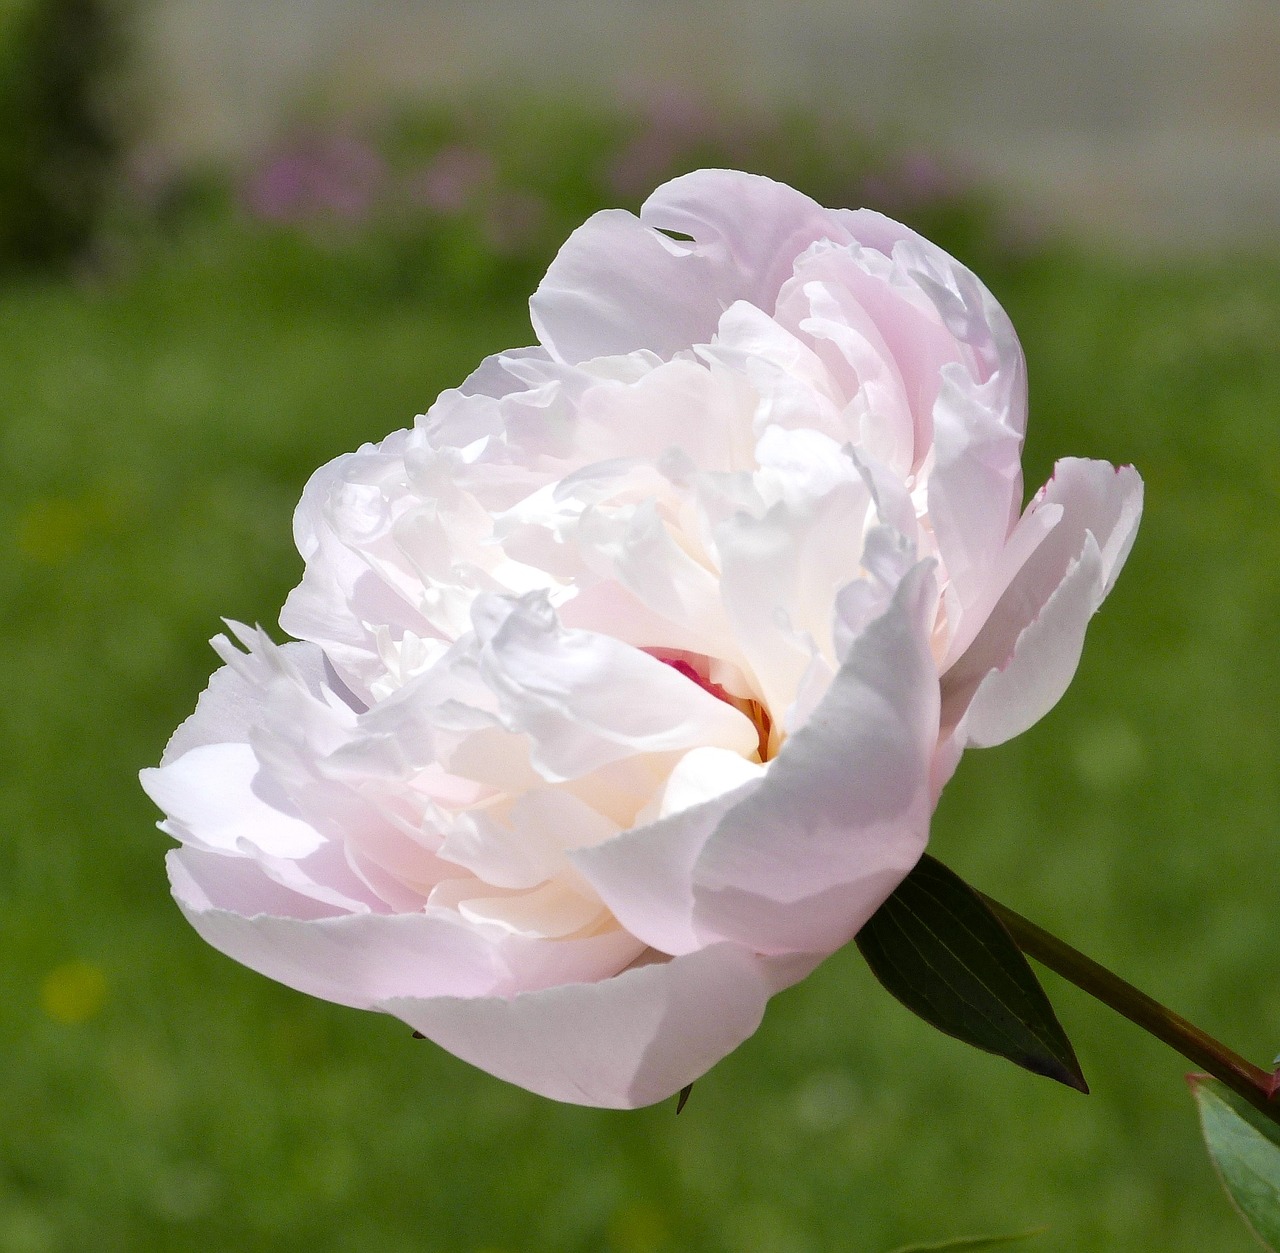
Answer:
[{"left": 2, "top": 194, "right": 1280, "bottom": 1253}]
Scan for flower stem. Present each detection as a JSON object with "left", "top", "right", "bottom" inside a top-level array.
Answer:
[{"left": 979, "top": 891, "right": 1280, "bottom": 1123}]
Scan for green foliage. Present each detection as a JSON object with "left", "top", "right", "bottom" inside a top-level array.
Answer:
[
  {"left": 0, "top": 0, "right": 119, "bottom": 271},
  {"left": 1, "top": 109, "right": 1280, "bottom": 1251},
  {"left": 857, "top": 855, "right": 1086, "bottom": 1092},
  {"left": 213, "top": 94, "right": 1007, "bottom": 313},
  {"left": 1192, "top": 1077, "right": 1280, "bottom": 1249},
  {"left": 886, "top": 1230, "right": 1045, "bottom": 1252}
]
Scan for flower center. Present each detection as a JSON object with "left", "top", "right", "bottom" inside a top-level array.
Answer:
[{"left": 650, "top": 651, "right": 775, "bottom": 763}]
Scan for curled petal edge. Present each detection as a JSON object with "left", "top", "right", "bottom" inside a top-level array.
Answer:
[{"left": 380, "top": 942, "right": 821, "bottom": 1109}]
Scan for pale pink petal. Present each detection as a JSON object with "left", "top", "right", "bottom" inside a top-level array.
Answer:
[
  {"left": 438, "top": 789, "right": 619, "bottom": 891},
  {"left": 457, "top": 880, "right": 606, "bottom": 939},
  {"left": 457, "top": 345, "right": 554, "bottom": 399},
  {"left": 572, "top": 357, "right": 757, "bottom": 470},
  {"left": 698, "top": 300, "right": 847, "bottom": 444},
  {"left": 379, "top": 942, "right": 808, "bottom": 1108},
  {"left": 943, "top": 458, "right": 1143, "bottom": 746},
  {"left": 837, "top": 211, "right": 1027, "bottom": 432},
  {"left": 639, "top": 170, "right": 851, "bottom": 319},
  {"left": 170, "top": 848, "right": 641, "bottom": 1006},
  {"left": 530, "top": 209, "right": 724, "bottom": 364},
  {"left": 689, "top": 561, "right": 941, "bottom": 956},
  {"left": 571, "top": 750, "right": 766, "bottom": 956},
  {"left": 169, "top": 847, "right": 347, "bottom": 922},
  {"left": 531, "top": 171, "right": 852, "bottom": 366},
  {"left": 715, "top": 472, "right": 876, "bottom": 722},
  {"left": 958, "top": 539, "right": 1103, "bottom": 748},
  {"left": 774, "top": 245, "right": 934, "bottom": 468},
  {"left": 927, "top": 363, "right": 1044, "bottom": 664}
]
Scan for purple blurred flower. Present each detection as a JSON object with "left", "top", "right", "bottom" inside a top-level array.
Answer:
[
  {"left": 245, "top": 133, "right": 387, "bottom": 226},
  {"left": 608, "top": 83, "right": 722, "bottom": 198},
  {"left": 860, "top": 151, "right": 969, "bottom": 216},
  {"left": 407, "top": 146, "right": 498, "bottom": 215},
  {"left": 482, "top": 188, "right": 548, "bottom": 252}
]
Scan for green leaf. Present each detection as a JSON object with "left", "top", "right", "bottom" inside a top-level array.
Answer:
[
  {"left": 885, "top": 1228, "right": 1045, "bottom": 1252},
  {"left": 855, "top": 855, "right": 1087, "bottom": 1092},
  {"left": 1192, "top": 1075, "right": 1280, "bottom": 1249}
]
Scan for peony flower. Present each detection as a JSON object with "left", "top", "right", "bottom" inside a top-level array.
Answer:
[{"left": 141, "top": 170, "right": 1142, "bottom": 1108}]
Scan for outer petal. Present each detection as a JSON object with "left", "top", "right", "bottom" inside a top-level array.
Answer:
[
  {"left": 530, "top": 209, "right": 725, "bottom": 364},
  {"left": 169, "top": 848, "right": 641, "bottom": 1006},
  {"left": 530, "top": 171, "right": 851, "bottom": 365},
  {"left": 379, "top": 942, "right": 816, "bottom": 1109},
  {"left": 691, "top": 561, "right": 941, "bottom": 956},
  {"left": 928, "top": 363, "right": 1054, "bottom": 668},
  {"left": 639, "top": 170, "right": 850, "bottom": 319},
  {"left": 943, "top": 458, "right": 1143, "bottom": 746}
]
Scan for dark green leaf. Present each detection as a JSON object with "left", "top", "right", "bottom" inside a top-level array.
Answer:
[
  {"left": 885, "top": 1230, "right": 1044, "bottom": 1252},
  {"left": 1192, "top": 1075, "right": 1280, "bottom": 1250},
  {"left": 856, "top": 855, "right": 1087, "bottom": 1092}
]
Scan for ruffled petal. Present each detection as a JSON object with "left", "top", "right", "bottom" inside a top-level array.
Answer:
[
  {"left": 473, "top": 593, "right": 759, "bottom": 781},
  {"left": 838, "top": 210, "right": 1028, "bottom": 433},
  {"left": 157, "top": 641, "right": 331, "bottom": 765}
]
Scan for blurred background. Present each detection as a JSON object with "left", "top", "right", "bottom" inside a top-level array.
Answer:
[{"left": 2, "top": 1, "right": 1279, "bottom": 1250}]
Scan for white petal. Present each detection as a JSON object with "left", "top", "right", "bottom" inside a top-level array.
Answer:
[
  {"left": 142, "top": 743, "right": 324, "bottom": 860},
  {"left": 379, "top": 942, "right": 806, "bottom": 1108},
  {"left": 690, "top": 561, "right": 941, "bottom": 955},
  {"left": 572, "top": 749, "right": 766, "bottom": 956},
  {"left": 944, "top": 459, "right": 1143, "bottom": 745},
  {"left": 530, "top": 209, "right": 724, "bottom": 363}
]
